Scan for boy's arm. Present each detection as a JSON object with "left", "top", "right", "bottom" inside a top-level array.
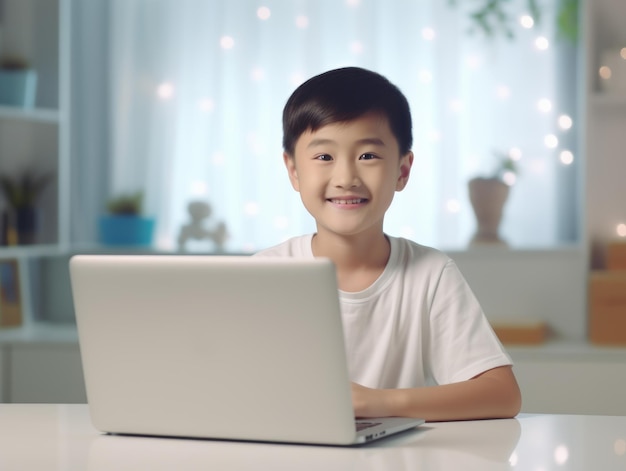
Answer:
[{"left": 351, "top": 365, "right": 521, "bottom": 421}]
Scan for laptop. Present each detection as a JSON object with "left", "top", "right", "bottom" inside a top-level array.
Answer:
[{"left": 69, "top": 254, "right": 424, "bottom": 445}]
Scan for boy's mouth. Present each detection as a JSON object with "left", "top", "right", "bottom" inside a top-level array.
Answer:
[{"left": 327, "top": 198, "right": 368, "bottom": 205}]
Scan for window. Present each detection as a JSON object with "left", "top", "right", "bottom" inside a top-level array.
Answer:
[{"left": 102, "top": 0, "right": 580, "bottom": 252}]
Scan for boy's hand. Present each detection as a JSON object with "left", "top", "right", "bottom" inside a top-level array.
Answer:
[
  {"left": 352, "top": 366, "right": 521, "bottom": 421},
  {"left": 351, "top": 382, "right": 391, "bottom": 418}
]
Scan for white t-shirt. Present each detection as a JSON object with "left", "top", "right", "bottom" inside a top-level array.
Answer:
[{"left": 255, "top": 234, "right": 512, "bottom": 389}]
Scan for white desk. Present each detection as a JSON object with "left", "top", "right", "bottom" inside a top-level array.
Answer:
[{"left": 1, "top": 405, "right": 625, "bottom": 470}]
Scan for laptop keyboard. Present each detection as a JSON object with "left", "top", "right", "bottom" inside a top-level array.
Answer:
[{"left": 356, "top": 421, "right": 382, "bottom": 432}]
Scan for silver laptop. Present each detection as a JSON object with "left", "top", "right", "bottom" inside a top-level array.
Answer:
[{"left": 69, "top": 255, "right": 423, "bottom": 445}]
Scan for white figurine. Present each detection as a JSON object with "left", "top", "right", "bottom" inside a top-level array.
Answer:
[{"left": 177, "top": 201, "right": 228, "bottom": 252}]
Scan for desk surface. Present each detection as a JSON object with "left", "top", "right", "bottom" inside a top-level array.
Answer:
[{"left": 1, "top": 404, "right": 625, "bottom": 470}]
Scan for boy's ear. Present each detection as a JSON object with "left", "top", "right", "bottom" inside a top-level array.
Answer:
[
  {"left": 396, "top": 151, "right": 414, "bottom": 192},
  {"left": 283, "top": 152, "right": 300, "bottom": 192}
]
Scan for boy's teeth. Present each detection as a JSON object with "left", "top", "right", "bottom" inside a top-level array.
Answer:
[{"left": 332, "top": 199, "right": 363, "bottom": 204}]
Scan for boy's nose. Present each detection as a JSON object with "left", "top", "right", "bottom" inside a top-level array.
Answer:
[{"left": 332, "top": 160, "right": 360, "bottom": 188}]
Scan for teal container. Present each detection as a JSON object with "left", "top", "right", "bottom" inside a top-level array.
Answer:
[
  {"left": 0, "top": 69, "right": 37, "bottom": 108},
  {"left": 98, "top": 215, "right": 155, "bottom": 246}
]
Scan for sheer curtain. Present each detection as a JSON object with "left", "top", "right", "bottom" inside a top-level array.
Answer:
[{"left": 106, "top": 0, "right": 577, "bottom": 253}]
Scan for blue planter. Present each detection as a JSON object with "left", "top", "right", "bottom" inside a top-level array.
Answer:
[
  {"left": 0, "top": 69, "right": 37, "bottom": 108},
  {"left": 98, "top": 215, "right": 155, "bottom": 246}
]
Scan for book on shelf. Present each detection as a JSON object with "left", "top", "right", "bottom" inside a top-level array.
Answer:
[{"left": 0, "top": 258, "right": 22, "bottom": 327}]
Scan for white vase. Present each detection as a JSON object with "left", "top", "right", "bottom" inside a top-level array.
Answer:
[{"left": 468, "top": 177, "right": 510, "bottom": 246}]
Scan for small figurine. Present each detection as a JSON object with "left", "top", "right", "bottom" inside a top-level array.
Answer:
[{"left": 177, "top": 201, "right": 228, "bottom": 252}]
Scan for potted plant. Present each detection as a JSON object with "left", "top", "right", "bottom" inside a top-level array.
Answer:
[
  {"left": 0, "top": 56, "right": 38, "bottom": 108},
  {"left": 0, "top": 170, "right": 53, "bottom": 245},
  {"left": 447, "top": 0, "right": 579, "bottom": 42},
  {"left": 468, "top": 151, "right": 519, "bottom": 246},
  {"left": 98, "top": 191, "right": 156, "bottom": 246}
]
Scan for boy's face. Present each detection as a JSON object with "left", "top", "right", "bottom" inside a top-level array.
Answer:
[{"left": 284, "top": 112, "right": 413, "bottom": 239}]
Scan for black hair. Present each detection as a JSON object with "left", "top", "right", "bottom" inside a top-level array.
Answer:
[{"left": 282, "top": 67, "right": 413, "bottom": 156}]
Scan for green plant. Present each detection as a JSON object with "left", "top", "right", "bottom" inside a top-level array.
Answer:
[
  {"left": 0, "top": 56, "right": 30, "bottom": 70},
  {"left": 447, "top": 0, "right": 579, "bottom": 42},
  {"left": 0, "top": 171, "right": 53, "bottom": 209},
  {"left": 489, "top": 150, "right": 519, "bottom": 181},
  {"left": 106, "top": 191, "right": 144, "bottom": 215}
]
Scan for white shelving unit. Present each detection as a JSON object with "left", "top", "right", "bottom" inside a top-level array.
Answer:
[
  {"left": 0, "top": 0, "right": 71, "bottom": 326},
  {"left": 584, "top": 0, "right": 626, "bottom": 268},
  {"left": 0, "top": 0, "right": 73, "bottom": 403}
]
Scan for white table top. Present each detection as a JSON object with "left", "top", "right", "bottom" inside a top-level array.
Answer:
[{"left": 1, "top": 404, "right": 625, "bottom": 470}]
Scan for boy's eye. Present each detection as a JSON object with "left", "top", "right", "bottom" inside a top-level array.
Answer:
[
  {"left": 359, "top": 153, "right": 378, "bottom": 160},
  {"left": 315, "top": 154, "right": 333, "bottom": 161}
]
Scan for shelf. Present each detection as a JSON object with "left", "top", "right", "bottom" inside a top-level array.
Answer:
[
  {"left": 507, "top": 339, "right": 626, "bottom": 362},
  {"left": 589, "top": 93, "right": 626, "bottom": 108},
  {"left": 0, "top": 322, "right": 78, "bottom": 345},
  {"left": 0, "top": 245, "right": 67, "bottom": 259},
  {"left": 0, "top": 105, "right": 61, "bottom": 124}
]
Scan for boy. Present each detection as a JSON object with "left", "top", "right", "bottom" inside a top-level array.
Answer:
[{"left": 256, "top": 67, "right": 521, "bottom": 421}]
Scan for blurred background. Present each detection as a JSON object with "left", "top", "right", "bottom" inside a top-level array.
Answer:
[{"left": 1, "top": 0, "right": 626, "bottom": 415}]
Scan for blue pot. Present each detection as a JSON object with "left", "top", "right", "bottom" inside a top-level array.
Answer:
[
  {"left": 0, "top": 69, "right": 37, "bottom": 108},
  {"left": 98, "top": 215, "right": 155, "bottom": 246}
]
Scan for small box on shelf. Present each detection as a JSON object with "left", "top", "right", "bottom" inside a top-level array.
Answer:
[
  {"left": 606, "top": 241, "right": 626, "bottom": 271},
  {"left": 489, "top": 318, "right": 549, "bottom": 345},
  {"left": 589, "top": 272, "right": 626, "bottom": 346}
]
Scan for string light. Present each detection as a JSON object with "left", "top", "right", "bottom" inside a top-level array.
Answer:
[
  {"left": 212, "top": 151, "right": 225, "bottom": 166},
  {"left": 289, "top": 72, "right": 305, "bottom": 86},
  {"left": 617, "top": 224, "right": 626, "bottom": 238},
  {"left": 446, "top": 199, "right": 461, "bottom": 213},
  {"left": 558, "top": 114, "right": 573, "bottom": 130},
  {"left": 198, "top": 98, "right": 215, "bottom": 112},
  {"left": 244, "top": 201, "right": 260, "bottom": 216},
  {"left": 544, "top": 134, "right": 559, "bottom": 149},
  {"left": 503, "top": 172, "right": 517, "bottom": 186},
  {"left": 466, "top": 54, "right": 481, "bottom": 69},
  {"left": 274, "top": 216, "right": 289, "bottom": 230},
  {"left": 449, "top": 99, "right": 464, "bottom": 113},
  {"left": 220, "top": 36, "right": 235, "bottom": 49},
  {"left": 295, "top": 15, "right": 309, "bottom": 28},
  {"left": 520, "top": 15, "right": 534, "bottom": 28},
  {"left": 537, "top": 98, "right": 552, "bottom": 113},
  {"left": 157, "top": 82, "right": 174, "bottom": 99},
  {"left": 559, "top": 150, "right": 574, "bottom": 165},
  {"left": 190, "top": 181, "right": 209, "bottom": 196},
  {"left": 496, "top": 85, "right": 511, "bottom": 99},
  {"left": 422, "top": 27, "right": 436, "bottom": 41},
  {"left": 509, "top": 147, "right": 522, "bottom": 161},
  {"left": 599, "top": 66, "right": 612, "bottom": 80},
  {"left": 257, "top": 6, "right": 271, "bottom": 20},
  {"left": 418, "top": 69, "right": 433, "bottom": 84},
  {"left": 251, "top": 67, "right": 265, "bottom": 81},
  {"left": 535, "top": 36, "right": 549, "bottom": 50},
  {"left": 350, "top": 40, "right": 364, "bottom": 54}
]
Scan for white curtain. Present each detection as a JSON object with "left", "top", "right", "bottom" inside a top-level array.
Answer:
[{"left": 107, "top": 0, "right": 576, "bottom": 253}]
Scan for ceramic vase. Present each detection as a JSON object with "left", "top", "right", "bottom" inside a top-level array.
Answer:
[{"left": 468, "top": 177, "right": 510, "bottom": 246}]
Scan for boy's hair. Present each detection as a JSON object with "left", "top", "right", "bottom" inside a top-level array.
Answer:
[{"left": 282, "top": 67, "right": 413, "bottom": 156}]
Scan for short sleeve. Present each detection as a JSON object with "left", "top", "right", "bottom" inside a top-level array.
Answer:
[{"left": 426, "top": 260, "right": 512, "bottom": 385}]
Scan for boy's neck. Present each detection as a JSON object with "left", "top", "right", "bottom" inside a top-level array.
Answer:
[{"left": 311, "top": 230, "right": 390, "bottom": 292}]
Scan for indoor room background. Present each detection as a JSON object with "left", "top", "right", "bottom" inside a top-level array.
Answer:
[{"left": 1, "top": 0, "right": 626, "bottom": 415}]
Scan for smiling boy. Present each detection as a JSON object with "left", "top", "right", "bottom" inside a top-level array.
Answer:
[{"left": 256, "top": 67, "right": 521, "bottom": 421}]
